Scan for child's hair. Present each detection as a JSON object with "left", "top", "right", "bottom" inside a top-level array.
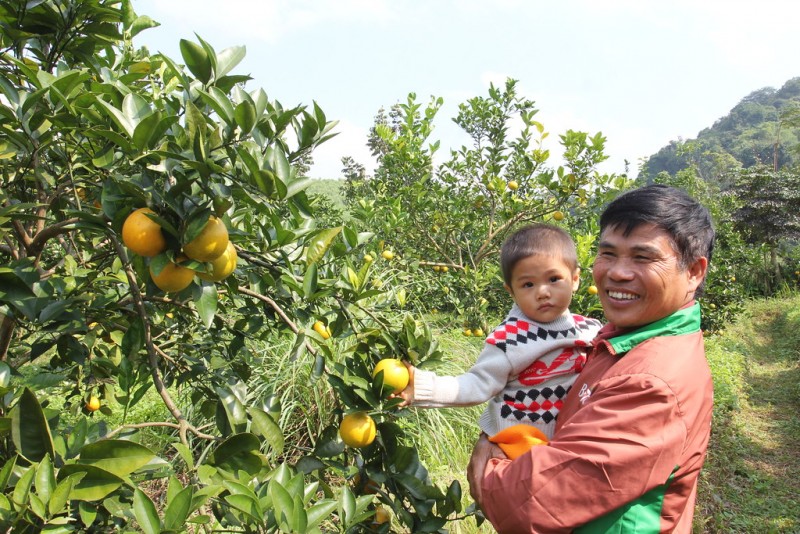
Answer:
[{"left": 500, "top": 223, "right": 578, "bottom": 285}]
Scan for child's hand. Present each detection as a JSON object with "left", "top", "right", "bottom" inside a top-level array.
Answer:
[{"left": 393, "top": 361, "right": 415, "bottom": 407}]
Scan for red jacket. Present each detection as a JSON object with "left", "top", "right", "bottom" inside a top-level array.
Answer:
[{"left": 480, "top": 303, "right": 713, "bottom": 533}]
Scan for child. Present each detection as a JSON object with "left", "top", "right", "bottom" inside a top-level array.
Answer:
[{"left": 400, "top": 223, "right": 602, "bottom": 459}]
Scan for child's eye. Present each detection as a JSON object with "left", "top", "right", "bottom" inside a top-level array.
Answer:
[
  {"left": 522, "top": 282, "right": 534, "bottom": 288},
  {"left": 549, "top": 276, "right": 561, "bottom": 283}
]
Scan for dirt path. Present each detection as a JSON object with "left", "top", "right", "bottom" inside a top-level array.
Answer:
[{"left": 728, "top": 307, "right": 800, "bottom": 532}]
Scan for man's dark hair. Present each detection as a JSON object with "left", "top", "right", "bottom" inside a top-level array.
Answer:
[
  {"left": 600, "top": 184, "right": 715, "bottom": 292},
  {"left": 500, "top": 223, "right": 578, "bottom": 285}
]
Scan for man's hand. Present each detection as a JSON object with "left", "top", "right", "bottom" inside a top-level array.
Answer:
[{"left": 467, "top": 433, "right": 506, "bottom": 508}]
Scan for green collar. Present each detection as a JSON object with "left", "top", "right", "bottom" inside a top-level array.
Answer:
[{"left": 607, "top": 302, "right": 701, "bottom": 355}]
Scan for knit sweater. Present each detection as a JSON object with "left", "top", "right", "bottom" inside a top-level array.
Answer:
[{"left": 412, "top": 305, "right": 603, "bottom": 439}]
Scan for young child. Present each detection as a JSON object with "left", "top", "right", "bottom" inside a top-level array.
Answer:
[{"left": 400, "top": 223, "right": 602, "bottom": 459}]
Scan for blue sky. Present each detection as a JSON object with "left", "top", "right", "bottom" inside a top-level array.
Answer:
[{"left": 134, "top": 0, "right": 800, "bottom": 179}]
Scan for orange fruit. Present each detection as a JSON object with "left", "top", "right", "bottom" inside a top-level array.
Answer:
[
  {"left": 372, "top": 358, "right": 409, "bottom": 394},
  {"left": 553, "top": 211, "right": 565, "bottom": 221},
  {"left": 150, "top": 256, "right": 194, "bottom": 293},
  {"left": 197, "top": 241, "right": 237, "bottom": 282},
  {"left": 381, "top": 250, "right": 395, "bottom": 261},
  {"left": 339, "top": 411, "right": 376, "bottom": 448},
  {"left": 183, "top": 216, "right": 229, "bottom": 262},
  {"left": 86, "top": 395, "right": 101, "bottom": 412},
  {"left": 373, "top": 505, "right": 390, "bottom": 524},
  {"left": 313, "top": 320, "right": 331, "bottom": 340},
  {"left": 588, "top": 285, "right": 598, "bottom": 295},
  {"left": 507, "top": 180, "right": 519, "bottom": 190},
  {"left": 122, "top": 208, "right": 166, "bottom": 257}
]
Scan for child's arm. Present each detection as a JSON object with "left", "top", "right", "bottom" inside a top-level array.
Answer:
[{"left": 403, "top": 342, "right": 512, "bottom": 408}]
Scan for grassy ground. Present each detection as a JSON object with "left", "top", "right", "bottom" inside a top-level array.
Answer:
[{"left": 694, "top": 296, "right": 800, "bottom": 533}]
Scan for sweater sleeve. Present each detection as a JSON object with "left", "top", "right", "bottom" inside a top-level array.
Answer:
[
  {"left": 479, "top": 373, "right": 687, "bottom": 532},
  {"left": 412, "top": 340, "right": 512, "bottom": 408}
]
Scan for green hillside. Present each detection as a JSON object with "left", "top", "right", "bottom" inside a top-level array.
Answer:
[{"left": 640, "top": 77, "right": 800, "bottom": 183}]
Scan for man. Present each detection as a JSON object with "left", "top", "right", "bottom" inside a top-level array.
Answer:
[{"left": 467, "top": 184, "right": 715, "bottom": 533}]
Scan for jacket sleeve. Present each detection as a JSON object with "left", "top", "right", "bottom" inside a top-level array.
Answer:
[
  {"left": 480, "top": 373, "right": 687, "bottom": 532},
  {"left": 413, "top": 341, "right": 512, "bottom": 407}
]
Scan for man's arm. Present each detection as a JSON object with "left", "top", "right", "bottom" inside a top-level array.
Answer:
[
  {"left": 474, "top": 374, "right": 687, "bottom": 532},
  {"left": 467, "top": 434, "right": 506, "bottom": 507}
]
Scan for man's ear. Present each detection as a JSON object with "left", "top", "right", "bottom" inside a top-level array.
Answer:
[{"left": 687, "top": 257, "right": 709, "bottom": 293}]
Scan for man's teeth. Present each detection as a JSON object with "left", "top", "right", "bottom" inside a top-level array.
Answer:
[{"left": 608, "top": 291, "right": 638, "bottom": 300}]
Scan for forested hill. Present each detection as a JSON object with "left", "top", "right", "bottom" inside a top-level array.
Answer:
[{"left": 639, "top": 77, "right": 800, "bottom": 183}]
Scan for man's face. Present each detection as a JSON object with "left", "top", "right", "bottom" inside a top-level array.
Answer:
[{"left": 593, "top": 223, "right": 707, "bottom": 329}]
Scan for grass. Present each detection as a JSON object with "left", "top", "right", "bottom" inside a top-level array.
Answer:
[{"left": 694, "top": 296, "right": 800, "bottom": 533}]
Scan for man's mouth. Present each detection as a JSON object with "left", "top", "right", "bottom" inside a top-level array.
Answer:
[{"left": 607, "top": 290, "right": 639, "bottom": 301}]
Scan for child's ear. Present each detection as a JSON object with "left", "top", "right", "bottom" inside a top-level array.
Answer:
[
  {"left": 571, "top": 268, "right": 581, "bottom": 291},
  {"left": 504, "top": 283, "right": 513, "bottom": 296}
]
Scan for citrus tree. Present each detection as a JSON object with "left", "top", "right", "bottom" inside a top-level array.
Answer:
[
  {"left": 343, "top": 80, "right": 627, "bottom": 329},
  {"left": 0, "top": 1, "right": 466, "bottom": 531}
]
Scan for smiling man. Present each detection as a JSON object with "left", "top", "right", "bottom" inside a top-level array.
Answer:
[{"left": 468, "top": 184, "right": 715, "bottom": 533}]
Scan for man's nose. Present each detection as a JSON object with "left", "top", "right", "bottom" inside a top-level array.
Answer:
[{"left": 608, "top": 259, "right": 635, "bottom": 281}]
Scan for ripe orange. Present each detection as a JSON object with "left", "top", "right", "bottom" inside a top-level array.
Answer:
[
  {"left": 339, "top": 411, "right": 376, "bottom": 448},
  {"left": 463, "top": 328, "right": 472, "bottom": 337},
  {"left": 588, "top": 285, "right": 598, "bottom": 295},
  {"left": 364, "top": 253, "right": 374, "bottom": 263},
  {"left": 86, "top": 395, "right": 101, "bottom": 412},
  {"left": 373, "top": 505, "right": 390, "bottom": 525},
  {"left": 473, "top": 327, "right": 485, "bottom": 337},
  {"left": 150, "top": 256, "right": 194, "bottom": 293},
  {"left": 197, "top": 241, "right": 237, "bottom": 282},
  {"left": 381, "top": 250, "right": 395, "bottom": 261},
  {"left": 313, "top": 320, "right": 331, "bottom": 339},
  {"left": 122, "top": 208, "right": 166, "bottom": 257},
  {"left": 553, "top": 211, "right": 565, "bottom": 221},
  {"left": 372, "top": 358, "right": 410, "bottom": 394},
  {"left": 507, "top": 180, "right": 519, "bottom": 190},
  {"left": 183, "top": 216, "right": 229, "bottom": 262}
]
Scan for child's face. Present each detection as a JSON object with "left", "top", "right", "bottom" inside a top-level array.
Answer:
[{"left": 504, "top": 253, "right": 580, "bottom": 323}]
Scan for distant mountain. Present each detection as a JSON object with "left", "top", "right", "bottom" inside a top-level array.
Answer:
[{"left": 639, "top": 77, "right": 800, "bottom": 184}]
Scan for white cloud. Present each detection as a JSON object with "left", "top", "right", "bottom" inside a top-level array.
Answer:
[{"left": 308, "top": 119, "right": 374, "bottom": 179}]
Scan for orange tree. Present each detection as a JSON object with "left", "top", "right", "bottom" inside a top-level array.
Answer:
[
  {"left": 0, "top": 1, "right": 463, "bottom": 531},
  {"left": 343, "top": 80, "right": 627, "bottom": 329}
]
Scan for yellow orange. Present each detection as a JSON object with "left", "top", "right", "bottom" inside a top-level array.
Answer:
[
  {"left": 313, "top": 320, "right": 331, "bottom": 340},
  {"left": 184, "top": 216, "right": 229, "bottom": 262},
  {"left": 372, "top": 358, "right": 410, "bottom": 394},
  {"left": 150, "top": 256, "right": 194, "bottom": 293},
  {"left": 552, "top": 211, "right": 565, "bottom": 221},
  {"left": 381, "top": 250, "right": 395, "bottom": 261},
  {"left": 588, "top": 285, "right": 598, "bottom": 295},
  {"left": 339, "top": 412, "right": 376, "bottom": 448},
  {"left": 197, "top": 241, "right": 237, "bottom": 282},
  {"left": 86, "top": 395, "right": 101, "bottom": 412},
  {"left": 122, "top": 208, "right": 166, "bottom": 257}
]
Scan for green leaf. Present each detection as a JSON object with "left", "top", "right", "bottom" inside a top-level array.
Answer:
[
  {"left": 163, "top": 486, "right": 192, "bottom": 530},
  {"left": 134, "top": 488, "right": 161, "bottom": 534},
  {"left": 247, "top": 406, "right": 284, "bottom": 454},
  {"left": 11, "top": 388, "right": 55, "bottom": 463},
  {"left": 12, "top": 465, "right": 35, "bottom": 507},
  {"left": 180, "top": 39, "right": 212, "bottom": 84},
  {"left": 340, "top": 484, "right": 356, "bottom": 524},
  {"left": 215, "top": 45, "right": 246, "bottom": 79},
  {"left": 58, "top": 464, "right": 124, "bottom": 501},
  {"left": 0, "top": 454, "right": 16, "bottom": 490},
  {"left": 302, "top": 262, "right": 318, "bottom": 298},
  {"left": 305, "top": 227, "right": 342, "bottom": 265},
  {"left": 269, "top": 480, "right": 294, "bottom": 528},
  {"left": 48, "top": 472, "right": 83, "bottom": 517},
  {"left": 35, "top": 454, "right": 56, "bottom": 505},
  {"left": 234, "top": 100, "right": 256, "bottom": 134},
  {"left": 77, "top": 439, "right": 156, "bottom": 478},
  {"left": 121, "top": 316, "right": 145, "bottom": 358},
  {"left": 307, "top": 499, "right": 338, "bottom": 530},
  {"left": 208, "top": 433, "right": 265, "bottom": 478},
  {"left": 171, "top": 442, "right": 195, "bottom": 471},
  {"left": 198, "top": 87, "right": 235, "bottom": 126},
  {"left": 130, "top": 15, "right": 159, "bottom": 37},
  {"left": 194, "top": 281, "right": 217, "bottom": 329}
]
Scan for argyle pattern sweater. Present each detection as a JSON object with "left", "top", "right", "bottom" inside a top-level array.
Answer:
[{"left": 413, "top": 305, "right": 602, "bottom": 439}]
